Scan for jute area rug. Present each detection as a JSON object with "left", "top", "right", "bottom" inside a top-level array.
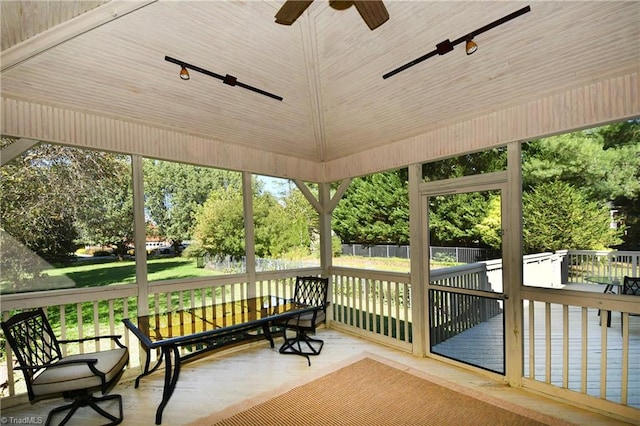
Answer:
[{"left": 191, "top": 354, "right": 574, "bottom": 426}]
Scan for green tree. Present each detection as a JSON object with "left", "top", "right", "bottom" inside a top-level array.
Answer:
[
  {"left": 523, "top": 131, "right": 640, "bottom": 202},
  {"left": 143, "top": 160, "right": 242, "bottom": 252},
  {"left": 333, "top": 171, "right": 409, "bottom": 244},
  {"left": 473, "top": 195, "right": 502, "bottom": 250},
  {"left": 523, "top": 181, "right": 623, "bottom": 253},
  {"left": 1, "top": 142, "right": 132, "bottom": 262},
  {"left": 1, "top": 141, "right": 135, "bottom": 290},
  {"left": 422, "top": 148, "right": 506, "bottom": 181},
  {"left": 193, "top": 187, "right": 245, "bottom": 258},
  {"left": 428, "top": 192, "right": 494, "bottom": 247},
  {"left": 75, "top": 163, "right": 134, "bottom": 260},
  {"left": 523, "top": 125, "right": 639, "bottom": 249},
  {"left": 259, "top": 190, "right": 316, "bottom": 257}
]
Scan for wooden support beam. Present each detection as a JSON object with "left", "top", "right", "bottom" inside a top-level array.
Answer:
[
  {"left": 326, "top": 178, "right": 352, "bottom": 213},
  {"left": 1, "top": 1, "right": 157, "bottom": 72},
  {"left": 0, "top": 138, "right": 39, "bottom": 166},
  {"left": 294, "top": 180, "right": 322, "bottom": 213}
]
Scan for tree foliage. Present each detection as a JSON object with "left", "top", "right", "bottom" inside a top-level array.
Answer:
[
  {"left": 255, "top": 189, "right": 315, "bottom": 257},
  {"left": 192, "top": 184, "right": 318, "bottom": 259},
  {"left": 332, "top": 123, "right": 638, "bottom": 251},
  {"left": 523, "top": 122, "right": 640, "bottom": 249},
  {"left": 333, "top": 171, "right": 409, "bottom": 244},
  {"left": 193, "top": 187, "right": 245, "bottom": 259},
  {"left": 523, "top": 181, "right": 623, "bottom": 253},
  {"left": 1, "top": 141, "right": 133, "bottom": 262},
  {"left": 1, "top": 121, "right": 636, "bottom": 278},
  {"left": 143, "top": 160, "right": 242, "bottom": 251}
]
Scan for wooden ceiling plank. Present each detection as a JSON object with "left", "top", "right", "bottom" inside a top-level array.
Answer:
[{"left": 1, "top": 0, "right": 157, "bottom": 72}]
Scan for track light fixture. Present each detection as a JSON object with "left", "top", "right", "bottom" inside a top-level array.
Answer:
[
  {"left": 465, "top": 39, "right": 478, "bottom": 55},
  {"left": 383, "top": 5, "right": 531, "bottom": 79},
  {"left": 179, "top": 66, "right": 190, "bottom": 80},
  {"left": 165, "top": 56, "right": 283, "bottom": 101}
]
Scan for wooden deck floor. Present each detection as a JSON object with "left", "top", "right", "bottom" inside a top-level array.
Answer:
[
  {"left": 1, "top": 328, "right": 636, "bottom": 425},
  {"left": 431, "top": 283, "right": 640, "bottom": 410}
]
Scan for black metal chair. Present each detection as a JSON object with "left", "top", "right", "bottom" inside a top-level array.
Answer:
[
  {"left": 621, "top": 276, "right": 640, "bottom": 331},
  {"left": 1, "top": 308, "right": 129, "bottom": 426},
  {"left": 279, "top": 276, "right": 329, "bottom": 366}
]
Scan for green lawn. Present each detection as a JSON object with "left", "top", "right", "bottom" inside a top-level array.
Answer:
[{"left": 44, "top": 256, "right": 218, "bottom": 288}]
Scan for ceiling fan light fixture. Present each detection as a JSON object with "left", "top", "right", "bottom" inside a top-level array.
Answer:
[
  {"left": 179, "top": 66, "right": 190, "bottom": 80},
  {"left": 465, "top": 39, "right": 478, "bottom": 55}
]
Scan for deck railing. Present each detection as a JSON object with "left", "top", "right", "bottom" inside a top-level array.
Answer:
[
  {"left": 564, "top": 250, "right": 640, "bottom": 283},
  {"left": 330, "top": 267, "right": 412, "bottom": 351},
  {"left": 0, "top": 268, "right": 320, "bottom": 401},
  {"left": 2, "top": 252, "right": 639, "bottom": 419},
  {"left": 522, "top": 286, "right": 640, "bottom": 417}
]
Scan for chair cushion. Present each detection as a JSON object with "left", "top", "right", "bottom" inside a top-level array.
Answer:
[
  {"left": 31, "top": 347, "right": 128, "bottom": 396},
  {"left": 286, "top": 310, "right": 325, "bottom": 328}
]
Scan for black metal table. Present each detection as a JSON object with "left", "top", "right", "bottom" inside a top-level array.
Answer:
[
  {"left": 586, "top": 275, "right": 622, "bottom": 294},
  {"left": 586, "top": 276, "right": 623, "bottom": 327},
  {"left": 123, "top": 295, "right": 320, "bottom": 424}
]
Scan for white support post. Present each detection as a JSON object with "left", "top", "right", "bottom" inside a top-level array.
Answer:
[
  {"left": 243, "top": 172, "right": 256, "bottom": 298},
  {"left": 504, "top": 142, "right": 524, "bottom": 387},
  {"left": 408, "top": 163, "right": 426, "bottom": 356},
  {"left": 318, "top": 182, "right": 334, "bottom": 322},
  {"left": 132, "top": 155, "right": 148, "bottom": 371}
]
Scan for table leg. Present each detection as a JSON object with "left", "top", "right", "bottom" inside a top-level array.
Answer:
[
  {"left": 155, "top": 345, "right": 181, "bottom": 425},
  {"left": 135, "top": 348, "right": 164, "bottom": 388},
  {"left": 598, "top": 286, "right": 614, "bottom": 327},
  {"left": 262, "top": 323, "right": 274, "bottom": 348}
]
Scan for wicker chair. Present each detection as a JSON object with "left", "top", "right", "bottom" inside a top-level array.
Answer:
[
  {"left": 279, "top": 276, "right": 329, "bottom": 366},
  {"left": 1, "top": 308, "right": 129, "bottom": 426}
]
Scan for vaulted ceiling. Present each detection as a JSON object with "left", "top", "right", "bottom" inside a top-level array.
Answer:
[{"left": 1, "top": 1, "right": 639, "bottom": 181}]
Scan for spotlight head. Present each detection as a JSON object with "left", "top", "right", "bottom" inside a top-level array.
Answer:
[
  {"left": 180, "top": 66, "right": 190, "bottom": 80},
  {"left": 465, "top": 39, "right": 478, "bottom": 55}
]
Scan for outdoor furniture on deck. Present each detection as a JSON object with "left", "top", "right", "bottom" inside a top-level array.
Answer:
[
  {"left": 586, "top": 276, "right": 623, "bottom": 327},
  {"left": 279, "top": 276, "right": 330, "bottom": 366},
  {"left": 123, "top": 295, "right": 323, "bottom": 424},
  {"left": 1, "top": 308, "right": 129, "bottom": 426},
  {"left": 585, "top": 275, "right": 622, "bottom": 294},
  {"left": 621, "top": 276, "right": 640, "bottom": 330}
]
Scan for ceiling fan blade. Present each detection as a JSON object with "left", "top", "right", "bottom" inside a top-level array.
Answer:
[
  {"left": 353, "top": 1, "right": 389, "bottom": 30},
  {"left": 275, "top": 0, "right": 314, "bottom": 25}
]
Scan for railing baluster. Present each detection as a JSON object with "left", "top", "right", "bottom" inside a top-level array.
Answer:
[
  {"left": 581, "top": 307, "right": 587, "bottom": 394},
  {"left": 563, "top": 305, "right": 569, "bottom": 388},
  {"left": 60, "top": 305, "right": 67, "bottom": 356},
  {"left": 545, "top": 302, "right": 551, "bottom": 383},
  {"left": 621, "top": 312, "right": 629, "bottom": 406},
  {"left": 77, "top": 303, "right": 84, "bottom": 354},
  {"left": 3, "top": 311, "right": 15, "bottom": 397},
  {"left": 93, "top": 301, "right": 100, "bottom": 352},
  {"left": 600, "top": 313, "right": 608, "bottom": 400},
  {"left": 528, "top": 301, "right": 535, "bottom": 380}
]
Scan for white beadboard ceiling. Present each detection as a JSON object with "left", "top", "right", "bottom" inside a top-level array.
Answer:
[{"left": 1, "top": 1, "right": 639, "bottom": 173}]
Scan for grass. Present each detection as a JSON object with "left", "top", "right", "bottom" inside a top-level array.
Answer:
[
  {"left": 44, "top": 256, "right": 218, "bottom": 287},
  {"left": 1, "top": 255, "right": 454, "bottom": 294}
]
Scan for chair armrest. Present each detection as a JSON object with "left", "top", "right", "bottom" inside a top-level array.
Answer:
[
  {"left": 59, "top": 334, "right": 122, "bottom": 344},
  {"left": 59, "top": 335, "right": 126, "bottom": 348},
  {"left": 14, "top": 358, "right": 98, "bottom": 371}
]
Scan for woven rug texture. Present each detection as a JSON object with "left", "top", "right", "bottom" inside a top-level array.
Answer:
[{"left": 194, "top": 356, "right": 573, "bottom": 426}]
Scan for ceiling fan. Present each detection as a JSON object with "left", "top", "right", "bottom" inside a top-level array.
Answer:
[{"left": 275, "top": 0, "right": 389, "bottom": 30}]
